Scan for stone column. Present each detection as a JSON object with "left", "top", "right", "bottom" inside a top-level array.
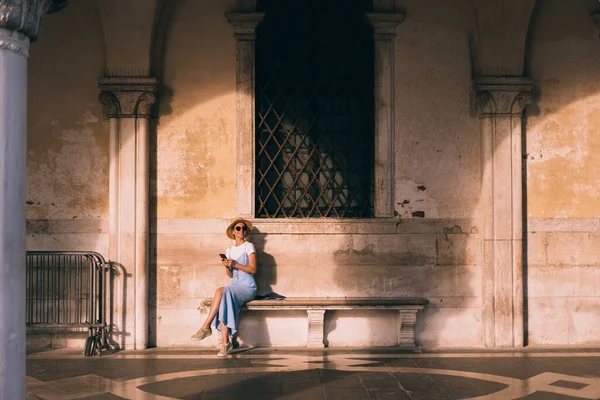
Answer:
[
  {"left": 366, "top": 13, "right": 404, "bottom": 217},
  {"left": 0, "top": 1, "right": 65, "bottom": 398},
  {"left": 0, "top": 26, "right": 29, "bottom": 400},
  {"left": 226, "top": 12, "right": 264, "bottom": 217},
  {"left": 476, "top": 77, "right": 532, "bottom": 348},
  {"left": 99, "top": 78, "right": 157, "bottom": 349}
]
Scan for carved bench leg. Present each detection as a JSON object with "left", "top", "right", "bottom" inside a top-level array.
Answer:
[
  {"left": 398, "top": 310, "right": 418, "bottom": 348},
  {"left": 307, "top": 309, "right": 326, "bottom": 348}
]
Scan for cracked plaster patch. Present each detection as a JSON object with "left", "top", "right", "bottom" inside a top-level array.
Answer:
[{"left": 395, "top": 179, "right": 439, "bottom": 218}]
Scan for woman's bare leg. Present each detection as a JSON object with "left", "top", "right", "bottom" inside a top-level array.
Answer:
[
  {"left": 220, "top": 321, "right": 229, "bottom": 345},
  {"left": 201, "top": 287, "right": 224, "bottom": 329}
]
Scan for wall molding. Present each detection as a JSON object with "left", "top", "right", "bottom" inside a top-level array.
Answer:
[
  {"left": 527, "top": 218, "right": 600, "bottom": 233},
  {"left": 26, "top": 218, "right": 479, "bottom": 235}
]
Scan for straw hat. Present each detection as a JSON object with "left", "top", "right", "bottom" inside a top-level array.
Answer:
[{"left": 226, "top": 217, "right": 253, "bottom": 240}]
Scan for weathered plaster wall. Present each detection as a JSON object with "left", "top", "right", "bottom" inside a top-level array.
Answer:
[
  {"left": 155, "top": 0, "right": 237, "bottom": 219},
  {"left": 26, "top": 0, "right": 108, "bottom": 254},
  {"left": 525, "top": 0, "right": 600, "bottom": 345},
  {"left": 391, "top": 0, "right": 483, "bottom": 347},
  {"left": 27, "top": 0, "right": 107, "bottom": 221},
  {"left": 527, "top": 0, "right": 600, "bottom": 219},
  {"left": 395, "top": 0, "right": 480, "bottom": 220},
  {"left": 154, "top": 219, "right": 481, "bottom": 347}
]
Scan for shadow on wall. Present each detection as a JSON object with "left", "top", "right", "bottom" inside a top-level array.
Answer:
[
  {"left": 238, "top": 228, "right": 277, "bottom": 347},
  {"left": 328, "top": 225, "right": 476, "bottom": 348},
  {"left": 108, "top": 262, "right": 130, "bottom": 350},
  {"left": 252, "top": 229, "right": 278, "bottom": 296},
  {"left": 148, "top": 118, "right": 159, "bottom": 348}
]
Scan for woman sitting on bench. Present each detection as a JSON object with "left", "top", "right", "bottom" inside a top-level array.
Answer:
[{"left": 191, "top": 217, "right": 257, "bottom": 357}]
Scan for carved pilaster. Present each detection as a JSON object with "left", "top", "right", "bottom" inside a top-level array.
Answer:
[
  {"left": 98, "top": 91, "right": 120, "bottom": 119},
  {"left": 366, "top": 12, "right": 404, "bottom": 217},
  {"left": 398, "top": 310, "right": 418, "bottom": 348},
  {"left": 226, "top": 12, "right": 264, "bottom": 40},
  {"left": 226, "top": 11, "right": 264, "bottom": 217},
  {"left": 98, "top": 76, "right": 158, "bottom": 349},
  {"left": 307, "top": 309, "right": 326, "bottom": 348},
  {"left": 0, "top": 0, "right": 67, "bottom": 41},
  {"left": 475, "top": 76, "right": 533, "bottom": 348},
  {"left": 366, "top": 13, "right": 404, "bottom": 38},
  {"left": 97, "top": 77, "right": 158, "bottom": 119},
  {"left": 476, "top": 76, "right": 533, "bottom": 116},
  {"left": 136, "top": 91, "right": 157, "bottom": 116},
  {"left": 475, "top": 91, "right": 494, "bottom": 114}
]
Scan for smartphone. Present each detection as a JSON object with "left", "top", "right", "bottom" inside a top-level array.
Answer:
[{"left": 219, "top": 253, "right": 227, "bottom": 259}]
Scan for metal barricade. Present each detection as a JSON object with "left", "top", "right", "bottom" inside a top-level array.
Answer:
[{"left": 26, "top": 251, "right": 113, "bottom": 356}]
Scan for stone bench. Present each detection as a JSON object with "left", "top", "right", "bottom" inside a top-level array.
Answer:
[{"left": 201, "top": 297, "right": 428, "bottom": 349}]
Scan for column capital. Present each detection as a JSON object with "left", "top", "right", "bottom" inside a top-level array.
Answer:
[
  {"left": 98, "top": 76, "right": 158, "bottom": 119},
  {"left": 0, "top": 0, "right": 67, "bottom": 41},
  {"left": 226, "top": 12, "right": 264, "bottom": 40},
  {"left": 0, "top": 27, "right": 29, "bottom": 56},
  {"left": 366, "top": 13, "right": 405, "bottom": 38},
  {"left": 592, "top": 11, "right": 600, "bottom": 36},
  {"left": 475, "top": 76, "right": 533, "bottom": 116}
]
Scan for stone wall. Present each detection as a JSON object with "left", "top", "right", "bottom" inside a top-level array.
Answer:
[
  {"left": 26, "top": 0, "right": 108, "bottom": 256},
  {"left": 27, "top": 0, "right": 108, "bottom": 223},
  {"left": 24, "top": 0, "right": 600, "bottom": 348},
  {"left": 153, "top": 218, "right": 481, "bottom": 347},
  {"left": 525, "top": 0, "right": 600, "bottom": 346}
]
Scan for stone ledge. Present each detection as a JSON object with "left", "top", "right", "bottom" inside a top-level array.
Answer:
[
  {"left": 154, "top": 218, "right": 477, "bottom": 235},
  {"left": 27, "top": 218, "right": 479, "bottom": 235},
  {"left": 528, "top": 218, "right": 600, "bottom": 233},
  {"left": 26, "top": 219, "right": 108, "bottom": 234}
]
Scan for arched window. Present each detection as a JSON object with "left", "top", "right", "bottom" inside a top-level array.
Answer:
[{"left": 255, "top": 0, "right": 375, "bottom": 218}]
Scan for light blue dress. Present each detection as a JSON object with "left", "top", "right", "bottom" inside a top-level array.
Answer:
[{"left": 212, "top": 242, "right": 257, "bottom": 335}]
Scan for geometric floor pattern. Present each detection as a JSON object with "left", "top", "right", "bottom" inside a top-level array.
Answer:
[{"left": 27, "top": 349, "right": 600, "bottom": 399}]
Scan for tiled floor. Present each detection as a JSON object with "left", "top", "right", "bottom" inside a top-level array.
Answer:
[{"left": 26, "top": 348, "right": 600, "bottom": 399}]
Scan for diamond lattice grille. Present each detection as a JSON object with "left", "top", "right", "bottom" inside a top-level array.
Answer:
[{"left": 255, "top": 0, "right": 374, "bottom": 218}]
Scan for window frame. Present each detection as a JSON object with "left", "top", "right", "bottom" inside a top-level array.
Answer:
[{"left": 227, "top": 5, "right": 403, "bottom": 220}]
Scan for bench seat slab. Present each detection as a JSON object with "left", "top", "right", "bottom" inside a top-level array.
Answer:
[{"left": 200, "top": 297, "right": 427, "bottom": 348}]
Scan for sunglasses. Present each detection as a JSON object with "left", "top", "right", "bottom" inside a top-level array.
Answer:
[{"left": 235, "top": 226, "right": 248, "bottom": 232}]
